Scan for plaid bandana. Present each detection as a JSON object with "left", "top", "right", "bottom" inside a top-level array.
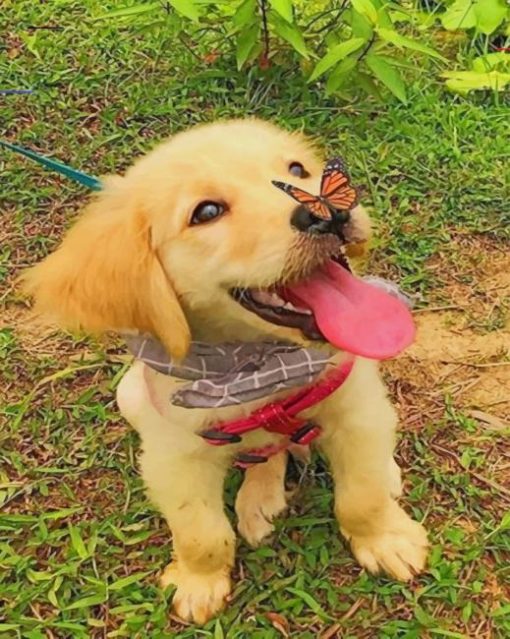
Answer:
[
  {"left": 124, "top": 279, "right": 411, "bottom": 409},
  {"left": 124, "top": 335, "right": 333, "bottom": 409}
]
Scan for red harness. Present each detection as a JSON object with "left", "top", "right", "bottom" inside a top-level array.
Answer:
[{"left": 200, "top": 358, "right": 354, "bottom": 468}]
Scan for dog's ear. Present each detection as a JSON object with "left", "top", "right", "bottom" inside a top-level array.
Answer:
[{"left": 22, "top": 178, "right": 191, "bottom": 359}]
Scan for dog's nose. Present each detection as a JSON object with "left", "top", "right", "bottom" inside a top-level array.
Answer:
[{"left": 290, "top": 205, "right": 350, "bottom": 236}]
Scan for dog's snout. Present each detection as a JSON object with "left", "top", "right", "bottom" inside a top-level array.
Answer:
[{"left": 290, "top": 205, "right": 350, "bottom": 236}]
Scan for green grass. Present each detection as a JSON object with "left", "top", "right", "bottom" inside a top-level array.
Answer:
[{"left": 1, "top": 2, "right": 510, "bottom": 637}]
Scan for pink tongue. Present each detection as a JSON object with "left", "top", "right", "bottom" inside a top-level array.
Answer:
[{"left": 284, "top": 261, "right": 415, "bottom": 360}]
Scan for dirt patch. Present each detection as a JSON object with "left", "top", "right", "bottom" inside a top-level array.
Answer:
[{"left": 389, "top": 235, "right": 510, "bottom": 423}]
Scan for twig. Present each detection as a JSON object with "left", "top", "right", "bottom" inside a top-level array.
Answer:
[
  {"left": 430, "top": 443, "right": 510, "bottom": 501},
  {"left": 27, "top": 25, "right": 63, "bottom": 31},
  {"left": 178, "top": 34, "right": 201, "bottom": 61},
  {"left": 341, "top": 598, "right": 364, "bottom": 621},
  {"left": 311, "top": 0, "right": 350, "bottom": 35},
  {"left": 357, "top": 33, "right": 376, "bottom": 64},
  {"left": 306, "top": 5, "right": 342, "bottom": 30},
  {"left": 440, "top": 360, "right": 510, "bottom": 369},
  {"left": 414, "top": 304, "right": 462, "bottom": 313}
]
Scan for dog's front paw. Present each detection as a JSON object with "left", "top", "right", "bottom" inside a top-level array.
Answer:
[
  {"left": 342, "top": 503, "right": 429, "bottom": 581},
  {"left": 161, "top": 562, "right": 231, "bottom": 624},
  {"left": 236, "top": 484, "right": 287, "bottom": 547}
]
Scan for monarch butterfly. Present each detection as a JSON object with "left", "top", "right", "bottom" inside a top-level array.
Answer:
[{"left": 272, "top": 157, "right": 358, "bottom": 221}]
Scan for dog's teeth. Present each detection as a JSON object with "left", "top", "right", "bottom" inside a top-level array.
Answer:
[
  {"left": 251, "top": 290, "right": 285, "bottom": 307},
  {"left": 283, "top": 301, "right": 312, "bottom": 315}
]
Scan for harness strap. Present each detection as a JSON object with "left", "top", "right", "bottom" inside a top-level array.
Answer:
[{"left": 200, "top": 358, "right": 354, "bottom": 446}]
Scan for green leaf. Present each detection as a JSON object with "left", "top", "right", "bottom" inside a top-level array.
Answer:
[
  {"left": 269, "top": 0, "right": 293, "bottom": 23},
  {"left": 442, "top": 69, "right": 510, "bottom": 93},
  {"left": 95, "top": 2, "right": 161, "bottom": 20},
  {"left": 309, "top": 37, "right": 365, "bottom": 81},
  {"left": 491, "top": 604, "right": 510, "bottom": 618},
  {"left": 42, "top": 507, "right": 83, "bottom": 520},
  {"left": 429, "top": 629, "right": 470, "bottom": 638},
  {"left": 351, "top": 0, "right": 378, "bottom": 25},
  {"left": 169, "top": 0, "right": 200, "bottom": 21},
  {"left": 233, "top": 0, "right": 257, "bottom": 28},
  {"left": 366, "top": 54, "right": 407, "bottom": 103},
  {"left": 69, "top": 524, "right": 89, "bottom": 560},
  {"left": 414, "top": 604, "right": 434, "bottom": 627},
  {"left": 474, "top": 0, "right": 507, "bottom": 34},
  {"left": 472, "top": 52, "right": 510, "bottom": 72},
  {"left": 441, "top": 0, "right": 477, "bottom": 30},
  {"left": 236, "top": 23, "right": 259, "bottom": 70},
  {"left": 377, "top": 28, "right": 446, "bottom": 60},
  {"left": 350, "top": 8, "right": 373, "bottom": 39},
  {"left": 64, "top": 593, "right": 107, "bottom": 610},
  {"left": 485, "top": 510, "right": 510, "bottom": 539},
  {"left": 286, "top": 587, "right": 330, "bottom": 619},
  {"left": 326, "top": 56, "right": 358, "bottom": 94},
  {"left": 214, "top": 619, "right": 225, "bottom": 639},
  {"left": 109, "top": 571, "right": 151, "bottom": 591},
  {"left": 390, "top": 9, "right": 438, "bottom": 29},
  {"left": 370, "top": 0, "right": 393, "bottom": 28},
  {"left": 356, "top": 71, "right": 384, "bottom": 100},
  {"left": 273, "top": 19, "right": 309, "bottom": 58}
]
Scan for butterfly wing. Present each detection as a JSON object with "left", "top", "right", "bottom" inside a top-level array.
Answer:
[
  {"left": 272, "top": 180, "right": 332, "bottom": 220},
  {"left": 320, "top": 157, "right": 358, "bottom": 211}
]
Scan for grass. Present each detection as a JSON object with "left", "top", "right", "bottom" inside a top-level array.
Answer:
[{"left": 1, "top": 1, "right": 510, "bottom": 637}]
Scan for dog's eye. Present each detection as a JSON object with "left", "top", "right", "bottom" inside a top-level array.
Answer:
[
  {"left": 288, "top": 162, "right": 310, "bottom": 178},
  {"left": 190, "top": 201, "right": 226, "bottom": 225}
]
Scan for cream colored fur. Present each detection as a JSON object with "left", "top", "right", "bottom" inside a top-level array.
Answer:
[{"left": 23, "top": 119, "right": 428, "bottom": 625}]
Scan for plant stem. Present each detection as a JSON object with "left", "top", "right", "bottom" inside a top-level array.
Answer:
[
  {"left": 357, "top": 33, "right": 376, "bottom": 63},
  {"left": 312, "top": 0, "right": 350, "bottom": 35},
  {"left": 258, "top": 0, "right": 270, "bottom": 62}
]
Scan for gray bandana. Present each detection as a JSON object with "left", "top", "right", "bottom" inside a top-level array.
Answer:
[
  {"left": 124, "top": 279, "right": 412, "bottom": 410},
  {"left": 124, "top": 335, "right": 333, "bottom": 409}
]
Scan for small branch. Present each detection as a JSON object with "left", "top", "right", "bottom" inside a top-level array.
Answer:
[
  {"left": 357, "top": 33, "right": 376, "bottom": 63},
  {"left": 311, "top": 0, "right": 350, "bottom": 35},
  {"left": 440, "top": 360, "right": 510, "bottom": 369},
  {"left": 178, "top": 33, "right": 202, "bottom": 61},
  {"left": 414, "top": 304, "right": 462, "bottom": 313},
  {"left": 27, "top": 25, "right": 63, "bottom": 31},
  {"left": 259, "top": 0, "right": 270, "bottom": 62}
]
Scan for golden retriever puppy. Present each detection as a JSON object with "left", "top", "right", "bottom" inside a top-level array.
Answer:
[{"left": 23, "top": 119, "right": 428, "bottom": 624}]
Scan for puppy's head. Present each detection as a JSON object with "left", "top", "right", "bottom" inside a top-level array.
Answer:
[{"left": 23, "top": 119, "right": 370, "bottom": 357}]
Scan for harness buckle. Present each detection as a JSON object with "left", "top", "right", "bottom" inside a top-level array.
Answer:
[
  {"left": 252, "top": 402, "right": 302, "bottom": 434},
  {"left": 290, "top": 422, "right": 322, "bottom": 445}
]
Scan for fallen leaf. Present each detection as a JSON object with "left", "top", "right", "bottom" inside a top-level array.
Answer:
[
  {"left": 320, "top": 623, "right": 341, "bottom": 639},
  {"left": 469, "top": 410, "right": 509, "bottom": 431},
  {"left": 203, "top": 50, "right": 220, "bottom": 64},
  {"left": 266, "top": 612, "right": 289, "bottom": 637}
]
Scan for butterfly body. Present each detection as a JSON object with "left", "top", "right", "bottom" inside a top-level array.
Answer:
[{"left": 272, "top": 157, "right": 358, "bottom": 221}]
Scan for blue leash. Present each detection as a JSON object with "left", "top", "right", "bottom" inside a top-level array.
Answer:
[{"left": 0, "top": 140, "right": 102, "bottom": 191}]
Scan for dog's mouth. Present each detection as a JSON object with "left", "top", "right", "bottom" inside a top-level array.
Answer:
[
  {"left": 231, "top": 253, "right": 350, "bottom": 342},
  {"left": 231, "top": 253, "right": 416, "bottom": 360}
]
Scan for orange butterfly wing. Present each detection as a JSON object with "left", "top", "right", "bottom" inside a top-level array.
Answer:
[
  {"left": 306, "top": 198, "right": 332, "bottom": 220},
  {"left": 320, "top": 157, "right": 358, "bottom": 211},
  {"left": 272, "top": 181, "right": 331, "bottom": 220}
]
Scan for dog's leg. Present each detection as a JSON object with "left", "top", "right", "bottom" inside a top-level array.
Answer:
[
  {"left": 318, "top": 363, "right": 428, "bottom": 581},
  {"left": 140, "top": 449, "right": 235, "bottom": 624},
  {"left": 236, "top": 451, "right": 287, "bottom": 546}
]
